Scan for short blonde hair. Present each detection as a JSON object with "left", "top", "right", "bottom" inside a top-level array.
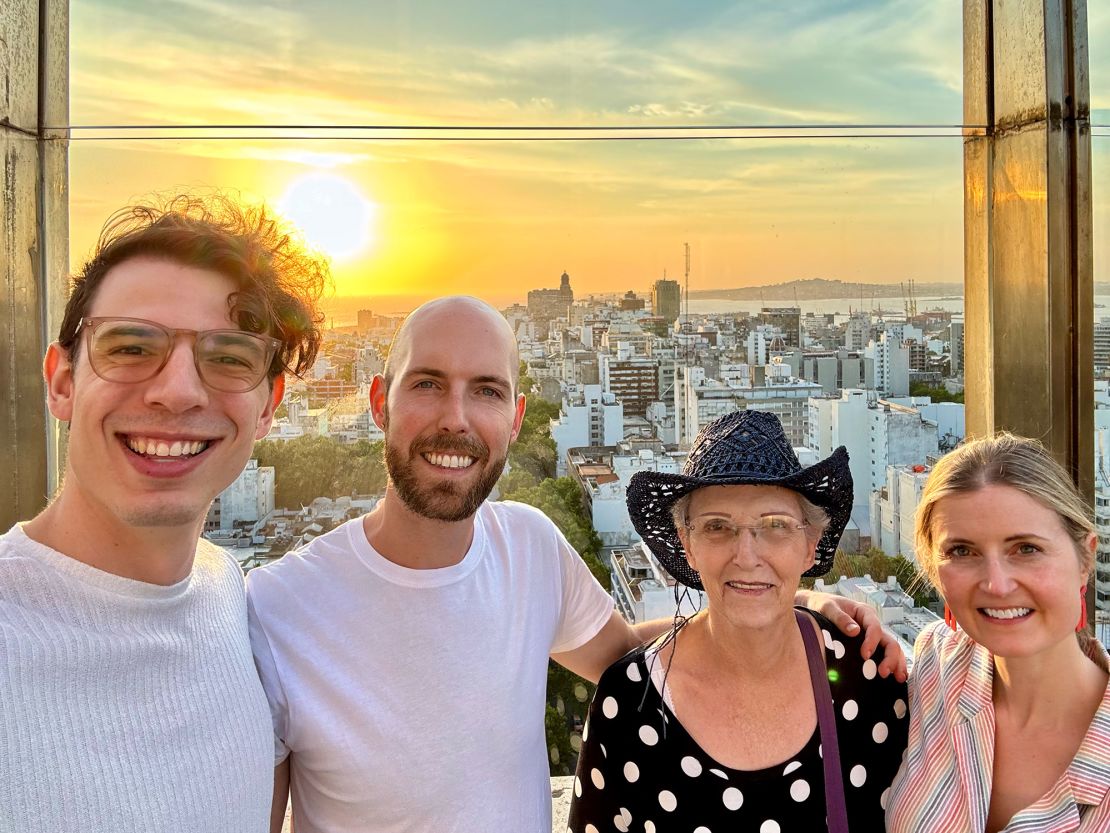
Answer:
[{"left": 914, "top": 433, "right": 1095, "bottom": 588}]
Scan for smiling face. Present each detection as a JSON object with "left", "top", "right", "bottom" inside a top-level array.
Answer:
[
  {"left": 930, "top": 483, "right": 1093, "bottom": 658},
  {"left": 677, "top": 484, "right": 818, "bottom": 630},
  {"left": 371, "top": 297, "right": 525, "bottom": 523},
  {"left": 46, "top": 256, "right": 282, "bottom": 530}
]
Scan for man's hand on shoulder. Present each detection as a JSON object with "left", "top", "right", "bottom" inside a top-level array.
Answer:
[{"left": 795, "top": 589, "right": 908, "bottom": 682}]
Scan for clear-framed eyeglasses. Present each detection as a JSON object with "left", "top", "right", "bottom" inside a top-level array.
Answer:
[
  {"left": 685, "top": 515, "right": 810, "bottom": 549},
  {"left": 76, "top": 316, "right": 281, "bottom": 393}
]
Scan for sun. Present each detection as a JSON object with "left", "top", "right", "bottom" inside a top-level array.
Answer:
[{"left": 277, "top": 173, "right": 377, "bottom": 262}]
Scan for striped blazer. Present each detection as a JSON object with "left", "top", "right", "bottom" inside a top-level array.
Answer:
[{"left": 885, "top": 620, "right": 1110, "bottom": 832}]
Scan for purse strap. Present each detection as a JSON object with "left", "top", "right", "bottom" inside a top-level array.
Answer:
[{"left": 794, "top": 609, "right": 850, "bottom": 833}]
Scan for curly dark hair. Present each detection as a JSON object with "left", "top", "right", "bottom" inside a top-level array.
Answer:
[{"left": 58, "top": 194, "right": 327, "bottom": 381}]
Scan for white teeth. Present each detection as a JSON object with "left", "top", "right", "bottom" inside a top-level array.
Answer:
[
  {"left": 424, "top": 452, "right": 475, "bottom": 469},
  {"left": 727, "top": 581, "right": 771, "bottom": 589},
  {"left": 982, "top": 607, "right": 1032, "bottom": 620},
  {"left": 126, "top": 437, "right": 209, "bottom": 458}
]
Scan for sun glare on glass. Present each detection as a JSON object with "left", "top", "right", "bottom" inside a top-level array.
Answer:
[{"left": 277, "top": 173, "right": 377, "bottom": 262}]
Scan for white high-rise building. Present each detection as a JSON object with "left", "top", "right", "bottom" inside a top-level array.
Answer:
[
  {"left": 746, "top": 328, "right": 772, "bottom": 366},
  {"left": 208, "top": 459, "right": 275, "bottom": 532},
  {"left": 807, "top": 389, "right": 871, "bottom": 511},
  {"left": 1096, "top": 319, "right": 1110, "bottom": 373},
  {"left": 865, "top": 331, "right": 910, "bottom": 396},
  {"left": 810, "top": 391, "right": 940, "bottom": 548},
  {"left": 567, "top": 443, "right": 686, "bottom": 547},
  {"left": 609, "top": 542, "right": 706, "bottom": 624},
  {"left": 675, "top": 363, "right": 821, "bottom": 447},
  {"left": 869, "top": 401, "right": 940, "bottom": 493},
  {"left": 843, "top": 313, "right": 871, "bottom": 352},
  {"left": 1094, "top": 381, "right": 1110, "bottom": 611},
  {"left": 949, "top": 319, "right": 965, "bottom": 374},
  {"left": 550, "top": 384, "right": 623, "bottom": 475},
  {"left": 912, "top": 401, "right": 965, "bottom": 450},
  {"left": 870, "top": 463, "right": 932, "bottom": 560}
]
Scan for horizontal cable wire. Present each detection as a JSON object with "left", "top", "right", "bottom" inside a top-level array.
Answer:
[
  {"left": 56, "top": 122, "right": 986, "bottom": 142},
  {"left": 60, "top": 122, "right": 985, "bottom": 131}
]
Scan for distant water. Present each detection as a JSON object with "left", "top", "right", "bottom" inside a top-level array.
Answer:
[
  {"left": 686, "top": 296, "right": 963, "bottom": 318},
  {"left": 322, "top": 293, "right": 1110, "bottom": 328},
  {"left": 688, "top": 296, "right": 1110, "bottom": 321}
]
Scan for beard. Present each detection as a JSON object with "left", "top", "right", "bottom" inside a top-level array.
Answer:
[{"left": 384, "top": 431, "right": 506, "bottom": 522}]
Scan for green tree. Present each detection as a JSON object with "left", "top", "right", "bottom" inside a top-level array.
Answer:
[
  {"left": 803, "top": 547, "right": 938, "bottom": 608},
  {"left": 508, "top": 432, "right": 557, "bottom": 482},
  {"left": 332, "top": 440, "right": 388, "bottom": 496},
  {"left": 544, "top": 705, "right": 573, "bottom": 773},
  {"left": 253, "top": 435, "right": 387, "bottom": 507},
  {"left": 544, "top": 661, "right": 595, "bottom": 775},
  {"left": 506, "top": 392, "right": 559, "bottom": 484},
  {"left": 909, "top": 381, "right": 964, "bottom": 404}
]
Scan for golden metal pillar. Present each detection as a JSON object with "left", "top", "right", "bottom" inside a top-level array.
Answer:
[
  {"left": 964, "top": 0, "right": 1093, "bottom": 490},
  {"left": 0, "top": 0, "right": 69, "bottom": 530}
]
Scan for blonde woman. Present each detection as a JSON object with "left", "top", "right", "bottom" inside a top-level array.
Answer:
[{"left": 887, "top": 434, "right": 1110, "bottom": 832}]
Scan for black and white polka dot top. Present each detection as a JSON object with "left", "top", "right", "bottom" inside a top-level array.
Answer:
[{"left": 567, "top": 610, "right": 909, "bottom": 833}]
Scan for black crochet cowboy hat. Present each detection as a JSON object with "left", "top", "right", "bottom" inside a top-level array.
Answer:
[{"left": 626, "top": 410, "right": 852, "bottom": 588}]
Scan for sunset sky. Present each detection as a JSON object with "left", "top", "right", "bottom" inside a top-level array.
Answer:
[{"left": 69, "top": 0, "right": 1110, "bottom": 313}]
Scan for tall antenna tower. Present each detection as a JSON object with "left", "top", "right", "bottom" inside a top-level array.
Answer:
[{"left": 684, "top": 242, "right": 691, "bottom": 366}]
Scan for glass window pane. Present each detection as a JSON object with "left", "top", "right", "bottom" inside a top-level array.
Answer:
[
  {"left": 70, "top": 136, "right": 962, "bottom": 312},
  {"left": 71, "top": 1, "right": 964, "bottom": 129},
  {"left": 1090, "top": 1, "right": 1108, "bottom": 614}
]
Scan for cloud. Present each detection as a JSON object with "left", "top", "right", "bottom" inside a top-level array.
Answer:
[
  {"left": 68, "top": 0, "right": 967, "bottom": 288},
  {"left": 73, "top": 0, "right": 964, "bottom": 130}
]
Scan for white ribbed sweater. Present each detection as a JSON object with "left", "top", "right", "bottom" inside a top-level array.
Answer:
[{"left": 0, "top": 525, "right": 273, "bottom": 833}]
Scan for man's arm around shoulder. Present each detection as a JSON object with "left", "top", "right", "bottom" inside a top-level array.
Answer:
[{"left": 550, "top": 611, "right": 671, "bottom": 684}]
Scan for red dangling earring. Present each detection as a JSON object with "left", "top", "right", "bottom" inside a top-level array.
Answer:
[
  {"left": 944, "top": 604, "right": 958, "bottom": 631},
  {"left": 1077, "top": 587, "right": 1088, "bottom": 632}
]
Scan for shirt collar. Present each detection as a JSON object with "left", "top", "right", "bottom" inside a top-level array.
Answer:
[{"left": 1066, "top": 639, "right": 1110, "bottom": 806}]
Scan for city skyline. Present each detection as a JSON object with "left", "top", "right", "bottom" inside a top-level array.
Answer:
[{"left": 70, "top": 1, "right": 1109, "bottom": 306}]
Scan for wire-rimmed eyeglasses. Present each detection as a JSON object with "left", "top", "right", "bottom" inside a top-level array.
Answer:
[{"left": 684, "top": 515, "right": 810, "bottom": 549}]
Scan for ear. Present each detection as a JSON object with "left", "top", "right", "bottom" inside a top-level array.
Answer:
[
  {"left": 44, "top": 343, "right": 75, "bottom": 422},
  {"left": 369, "top": 374, "right": 387, "bottom": 429},
  {"left": 509, "top": 392, "right": 527, "bottom": 442},
  {"left": 254, "top": 373, "right": 285, "bottom": 440},
  {"left": 1081, "top": 532, "right": 1097, "bottom": 586},
  {"left": 802, "top": 536, "right": 818, "bottom": 574}
]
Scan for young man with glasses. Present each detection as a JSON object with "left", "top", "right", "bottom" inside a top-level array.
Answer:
[{"left": 0, "top": 196, "right": 325, "bottom": 833}]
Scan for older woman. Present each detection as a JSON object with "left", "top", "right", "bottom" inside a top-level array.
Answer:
[
  {"left": 886, "top": 434, "right": 1110, "bottom": 832},
  {"left": 568, "top": 410, "right": 908, "bottom": 832}
]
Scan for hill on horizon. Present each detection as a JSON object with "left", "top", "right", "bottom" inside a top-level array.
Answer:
[{"left": 689, "top": 278, "right": 962, "bottom": 301}]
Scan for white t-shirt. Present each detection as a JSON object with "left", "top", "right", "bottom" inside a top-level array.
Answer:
[
  {"left": 0, "top": 525, "right": 274, "bottom": 833},
  {"left": 246, "top": 500, "right": 614, "bottom": 833}
]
